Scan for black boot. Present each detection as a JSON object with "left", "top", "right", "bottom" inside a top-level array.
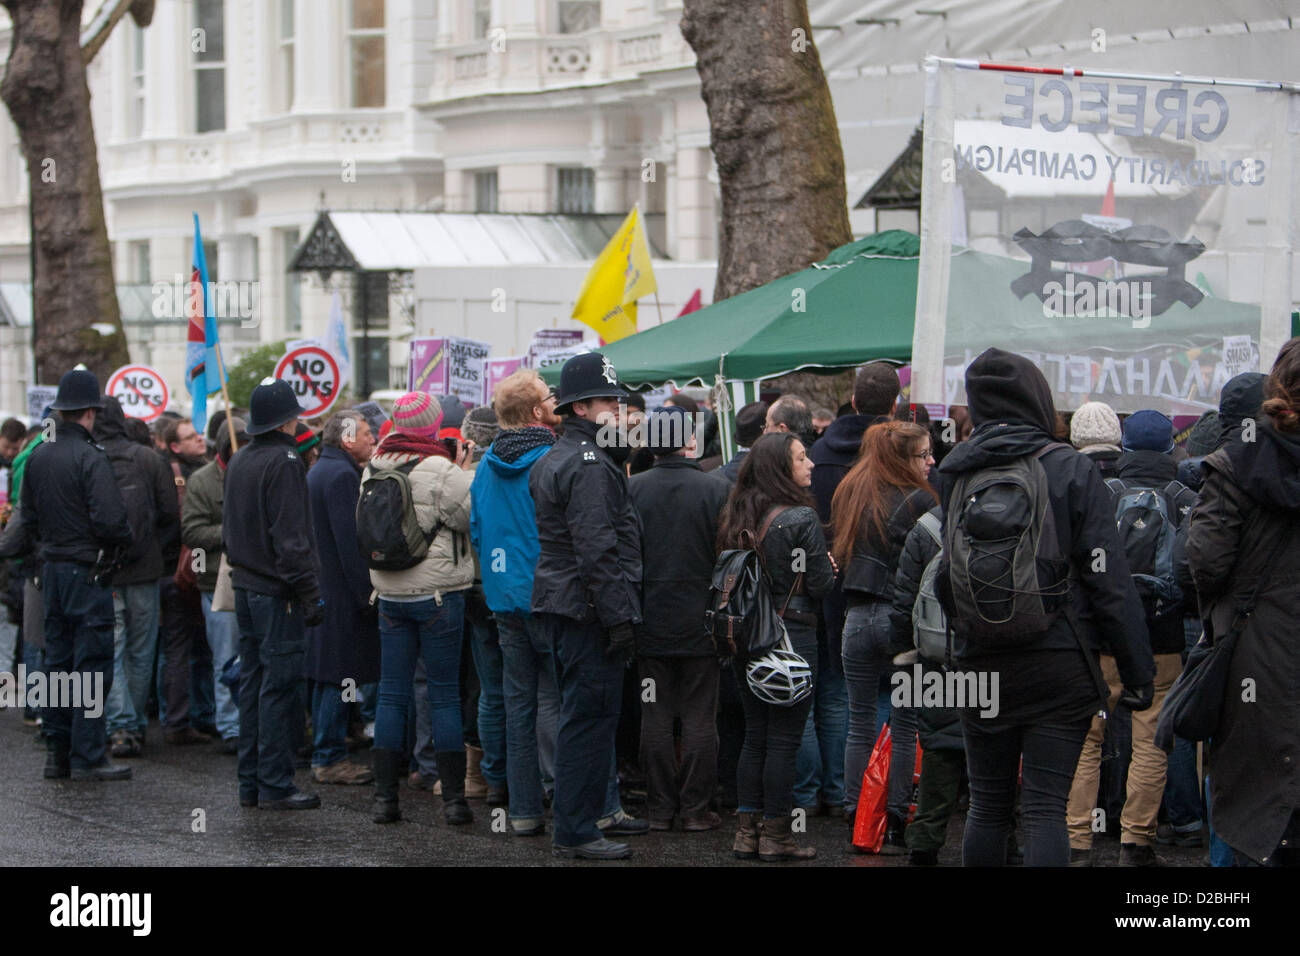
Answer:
[
  {"left": 371, "top": 748, "right": 401, "bottom": 824},
  {"left": 44, "top": 744, "right": 70, "bottom": 779},
  {"left": 436, "top": 749, "right": 473, "bottom": 825}
]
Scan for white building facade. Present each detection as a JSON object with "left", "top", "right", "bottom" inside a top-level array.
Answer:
[{"left": 0, "top": 0, "right": 1295, "bottom": 417}]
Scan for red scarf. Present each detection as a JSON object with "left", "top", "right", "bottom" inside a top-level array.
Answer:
[{"left": 377, "top": 431, "right": 452, "bottom": 461}]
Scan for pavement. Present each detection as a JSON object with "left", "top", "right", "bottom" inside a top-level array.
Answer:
[{"left": 0, "top": 706, "right": 1210, "bottom": 867}]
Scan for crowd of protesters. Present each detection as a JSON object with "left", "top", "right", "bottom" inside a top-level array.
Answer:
[{"left": 1, "top": 336, "right": 1298, "bottom": 866}]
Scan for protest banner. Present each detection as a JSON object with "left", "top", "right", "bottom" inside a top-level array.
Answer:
[
  {"left": 275, "top": 343, "right": 342, "bottom": 418},
  {"left": 484, "top": 356, "right": 524, "bottom": 405},
  {"left": 106, "top": 365, "right": 170, "bottom": 423},
  {"left": 408, "top": 337, "right": 447, "bottom": 393},
  {"left": 446, "top": 337, "right": 490, "bottom": 408},
  {"left": 912, "top": 58, "right": 1297, "bottom": 414}
]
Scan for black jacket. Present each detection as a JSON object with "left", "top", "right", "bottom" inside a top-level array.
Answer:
[
  {"left": 889, "top": 504, "right": 963, "bottom": 751},
  {"left": 530, "top": 416, "right": 642, "bottom": 628},
  {"left": 1080, "top": 446, "right": 1122, "bottom": 479},
  {"left": 935, "top": 350, "right": 1153, "bottom": 690},
  {"left": 717, "top": 449, "right": 748, "bottom": 483},
  {"left": 93, "top": 402, "right": 178, "bottom": 585},
  {"left": 841, "top": 485, "right": 935, "bottom": 602},
  {"left": 629, "top": 456, "right": 730, "bottom": 656},
  {"left": 809, "top": 413, "right": 891, "bottom": 523},
  {"left": 758, "top": 505, "right": 835, "bottom": 604},
  {"left": 1187, "top": 419, "right": 1300, "bottom": 863},
  {"left": 1111, "top": 449, "right": 1198, "bottom": 654},
  {"left": 221, "top": 429, "right": 320, "bottom": 606},
  {"left": 20, "top": 420, "right": 132, "bottom": 565}
]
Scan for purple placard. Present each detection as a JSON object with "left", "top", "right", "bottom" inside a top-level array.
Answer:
[
  {"left": 408, "top": 337, "right": 447, "bottom": 394},
  {"left": 484, "top": 356, "right": 524, "bottom": 405}
]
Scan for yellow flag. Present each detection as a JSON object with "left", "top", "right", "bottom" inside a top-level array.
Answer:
[{"left": 571, "top": 205, "right": 657, "bottom": 343}]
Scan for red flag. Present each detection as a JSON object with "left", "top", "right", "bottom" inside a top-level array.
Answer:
[
  {"left": 1100, "top": 177, "right": 1116, "bottom": 218},
  {"left": 676, "top": 289, "right": 703, "bottom": 318}
]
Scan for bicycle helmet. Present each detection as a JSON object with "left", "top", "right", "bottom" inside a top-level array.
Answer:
[{"left": 745, "top": 637, "right": 813, "bottom": 707}]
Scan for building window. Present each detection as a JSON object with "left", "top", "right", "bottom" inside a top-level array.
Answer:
[
  {"left": 349, "top": 0, "right": 385, "bottom": 108},
  {"left": 129, "top": 24, "right": 146, "bottom": 138},
  {"left": 130, "top": 241, "right": 150, "bottom": 283},
  {"left": 473, "top": 0, "right": 491, "bottom": 39},
  {"left": 474, "top": 170, "right": 498, "bottom": 213},
  {"left": 281, "top": 228, "right": 301, "bottom": 333},
  {"left": 278, "top": 0, "right": 294, "bottom": 112},
  {"left": 557, "top": 167, "right": 594, "bottom": 213},
  {"left": 557, "top": 1, "right": 600, "bottom": 33},
  {"left": 194, "top": 0, "right": 225, "bottom": 133}
]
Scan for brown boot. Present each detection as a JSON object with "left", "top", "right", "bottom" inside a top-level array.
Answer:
[
  {"left": 464, "top": 744, "right": 489, "bottom": 799},
  {"left": 759, "top": 815, "right": 817, "bottom": 862},
  {"left": 733, "top": 811, "right": 760, "bottom": 859}
]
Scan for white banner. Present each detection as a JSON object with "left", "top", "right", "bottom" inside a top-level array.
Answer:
[{"left": 913, "top": 57, "right": 1297, "bottom": 414}]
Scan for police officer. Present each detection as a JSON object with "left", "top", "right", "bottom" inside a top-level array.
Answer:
[
  {"left": 222, "top": 379, "right": 323, "bottom": 810},
  {"left": 530, "top": 352, "right": 644, "bottom": 860},
  {"left": 21, "top": 369, "right": 134, "bottom": 781}
]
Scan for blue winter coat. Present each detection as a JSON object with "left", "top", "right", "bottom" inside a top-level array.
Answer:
[
  {"left": 305, "top": 445, "right": 380, "bottom": 685},
  {"left": 470, "top": 439, "right": 552, "bottom": 616}
]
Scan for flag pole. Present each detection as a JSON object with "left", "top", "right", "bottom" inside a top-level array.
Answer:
[
  {"left": 213, "top": 340, "right": 238, "bottom": 453},
  {"left": 653, "top": 291, "right": 664, "bottom": 326}
]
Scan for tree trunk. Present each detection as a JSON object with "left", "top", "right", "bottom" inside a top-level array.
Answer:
[
  {"left": 1, "top": 0, "right": 130, "bottom": 384},
  {"left": 681, "top": 0, "right": 852, "bottom": 300},
  {"left": 682, "top": 0, "right": 855, "bottom": 407}
]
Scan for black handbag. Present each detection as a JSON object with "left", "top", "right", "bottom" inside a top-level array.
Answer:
[{"left": 1155, "top": 521, "right": 1292, "bottom": 751}]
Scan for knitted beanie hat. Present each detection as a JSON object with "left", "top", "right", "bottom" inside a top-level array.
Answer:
[
  {"left": 294, "top": 421, "right": 321, "bottom": 455},
  {"left": 462, "top": 405, "right": 499, "bottom": 448},
  {"left": 392, "top": 391, "right": 444, "bottom": 438},
  {"left": 1123, "top": 409, "right": 1175, "bottom": 453},
  {"left": 1069, "top": 401, "right": 1122, "bottom": 450}
]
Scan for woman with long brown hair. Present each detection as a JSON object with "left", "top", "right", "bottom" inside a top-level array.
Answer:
[
  {"left": 718, "top": 432, "right": 836, "bottom": 861},
  {"left": 832, "top": 420, "right": 935, "bottom": 848},
  {"left": 1188, "top": 336, "right": 1300, "bottom": 865}
]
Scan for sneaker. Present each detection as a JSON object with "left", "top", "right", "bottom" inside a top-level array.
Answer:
[
  {"left": 1156, "top": 823, "right": 1204, "bottom": 848},
  {"left": 553, "top": 837, "right": 631, "bottom": 860},
  {"left": 110, "top": 730, "right": 140, "bottom": 758},
  {"left": 510, "top": 817, "right": 546, "bottom": 837},
  {"left": 313, "top": 760, "right": 375, "bottom": 785},
  {"left": 1118, "top": 843, "right": 1160, "bottom": 867},
  {"left": 597, "top": 809, "right": 650, "bottom": 836}
]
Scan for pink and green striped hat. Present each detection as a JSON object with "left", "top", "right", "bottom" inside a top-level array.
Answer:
[{"left": 391, "top": 391, "right": 444, "bottom": 438}]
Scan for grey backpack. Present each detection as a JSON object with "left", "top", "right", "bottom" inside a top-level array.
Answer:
[
  {"left": 945, "top": 443, "right": 1071, "bottom": 647},
  {"left": 912, "top": 512, "right": 951, "bottom": 665}
]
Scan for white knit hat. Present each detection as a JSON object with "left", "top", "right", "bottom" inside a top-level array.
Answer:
[{"left": 1070, "top": 401, "right": 1122, "bottom": 450}]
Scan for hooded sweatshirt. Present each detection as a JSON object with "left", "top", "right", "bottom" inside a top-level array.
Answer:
[
  {"left": 936, "top": 349, "right": 1154, "bottom": 716},
  {"left": 469, "top": 426, "right": 557, "bottom": 615}
]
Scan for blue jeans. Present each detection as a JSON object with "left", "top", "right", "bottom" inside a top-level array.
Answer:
[
  {"left": 108, "top": 582, "right": 159, "bottom": 735},
  {"left": 359, "top": 682, "right": 377, "bottom": 723},
  {"left": 497, "top": 612, "right": 560, "bottom": 822},
  {"left": 311, "top": 681, "right": 349, "bottom": 767},
  {"left": 842, "top": 599, "right": 897, "bottom": 810},
  {"left": 200, "top": 591, "right": 239, "bottom": 740},
  {"left": 234, "top": 589, "right": 308, "bottom": 802},
  {"left": 412, "top": 657, "right": 439, "bottom": 778},
  {"left": 545, "top": 613, "right": 624, "bottom": 847},
  {"left": 1162, "top": 618, "right": 1204, "bottom": 832},
  {"left": 962, "top": 716, "right": 1091, "bottom": 866},
  {"left": 41, "top": 562, "right": 115, "bottom": 770},
  {"left": 469, "top": 613, "right": 506, "bottom": 787},
  {"left": 375, "top": 593, "right": 465, "bottom": 756},
  {"left": 794, "top": 652, "right": 847, "bottom": 808}
]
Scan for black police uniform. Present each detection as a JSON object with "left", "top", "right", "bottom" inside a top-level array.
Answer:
[
  {"left": 22, "top": 419, "right": 132, "bottom": 774},
  {"left": 528, "top": 352, "right": 642, "bottom": 852},
  {"left": 221, "top": 381, "right": 322, "bottom": 807}
]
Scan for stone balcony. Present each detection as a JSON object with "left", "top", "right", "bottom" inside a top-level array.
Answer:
[{"left": 429, "top": 20, "right": 694, "bottom": 103}]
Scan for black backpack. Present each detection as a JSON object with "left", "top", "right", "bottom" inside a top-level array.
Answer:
[
  {"left": 1104, "top": 477, "right": 1192, "bottom": 622},
  {"left": 945, "top": 443, "right": 1071, "bottom": 647},
  {"left": 105, "top": 444, "right": 153, "bottom": 564},
  {"left": 356, "top": 459, "right": 441, "bottom": 571},
  {"left": 704, "top": 507, "right": 799, "bottom": 662}
]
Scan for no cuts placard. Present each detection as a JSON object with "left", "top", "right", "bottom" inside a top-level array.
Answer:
[
  {"left": 106, "top": 365, "right": 170, "bottom": 423},
  {"left": 274, "top": 344, "right": 342, "bottom": 419}
]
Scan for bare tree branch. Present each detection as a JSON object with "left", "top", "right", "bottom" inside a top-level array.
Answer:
[{"left": 80, "top": 0, "right": 150, "bottom": 65}]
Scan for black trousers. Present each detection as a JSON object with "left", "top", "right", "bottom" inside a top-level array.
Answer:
[
  {"left": 160, "top": 578, "right": 208, "bottom": 732},
  {"left": 638, "top": 655, "right": 720, "bottom": 823}
]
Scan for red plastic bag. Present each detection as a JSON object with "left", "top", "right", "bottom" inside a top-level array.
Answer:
[{"left": 852, "top": 722, "right": 923, "bottom": 853}]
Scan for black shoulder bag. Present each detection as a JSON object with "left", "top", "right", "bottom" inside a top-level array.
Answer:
[{"left": 1154, "top": 518, "right": 1293, "bottom": 751}]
